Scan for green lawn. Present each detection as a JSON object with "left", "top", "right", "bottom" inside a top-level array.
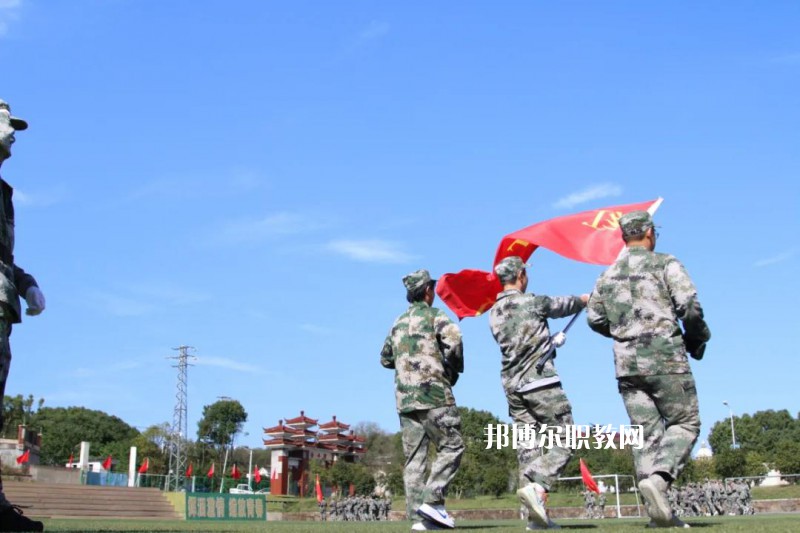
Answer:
[{"left": 39, "top": 515, "right": 800, "bottom": 532}]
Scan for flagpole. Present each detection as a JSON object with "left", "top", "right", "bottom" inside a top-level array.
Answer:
[{"left": 220, "top": 448, "right": 229, "bottom": 494}]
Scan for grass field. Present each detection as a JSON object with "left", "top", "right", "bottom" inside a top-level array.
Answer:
[{"left": 38, "top": 515, "right": 800, "bottom": 532}]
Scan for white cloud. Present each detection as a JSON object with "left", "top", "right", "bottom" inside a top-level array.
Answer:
[
  {"left": 0, "top": 0, "right": 21, "bottom": 37},
  {"left": 326, "top": 239, "right": 414, "bottom": 264},
  {"left": 92, "top": 292, "right": 155, "bottom": 317},
  {"left": 754, "top": 249, "right": 796, "bottom": 268},
  {"left": 210, "top": 212, "right": 325, "bottom": 245},
  {"left": 299, "top": 323, "right": 335, "bottom": 336},
  {"left": 14, "top": 187, "right": 68, "bottom": 207},
  {"left": 357, "top": 20, "right": 390, "bottom": 44},
  {"left": 130, "top": 169, "right": 265, "bottom": 201},
  {"left": 126, "top": 282, "right": 211, "bottom": 306},
  {"left": 70, "top": 360, "right": 143, "bottom": 379},
  {"left": 770, "top": 52, "right": 800, "bottom": 65},
  {"left": 195, "top": 356, "right": 262, "bottom": 373},
  {"left": 553, "top": 183, "right": 623, "bottom": 209}
]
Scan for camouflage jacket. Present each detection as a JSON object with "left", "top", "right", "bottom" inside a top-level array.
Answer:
[
  {"left": 0, "top": 177, "right": 37, "bottom": 323},
  {"left": 587, "top": 246, "right": 710, "bottom": 378},
  {"left": 380, "top": 301, "right": 463, "bottom": 414},
  {"left": 489, "top": 289, "right": 585, "bottom": 394}
]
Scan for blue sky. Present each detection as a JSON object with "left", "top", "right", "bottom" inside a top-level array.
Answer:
[{"left": 1, "top": 1, "right": 798, "bottom": 455}]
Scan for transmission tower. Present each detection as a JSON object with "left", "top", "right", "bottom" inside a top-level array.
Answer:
[{"left": 166, "top": 345, "right": 196, "bottom": 492}]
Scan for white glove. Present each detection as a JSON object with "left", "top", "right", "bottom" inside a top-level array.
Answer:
[
  {"left": 551, "top": 331, "right": 567, "bottom": 348},
  {"left": 25, "top": 286, "right": 46, "bottom": 316}
]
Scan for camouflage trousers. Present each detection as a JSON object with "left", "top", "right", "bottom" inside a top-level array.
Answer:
[
  {"left": 0, "top": 320, "right": 12, "bottom": 509},
  {"left": 506, "top": 383, "right": 574, "bottom": 491},
  {"left": 618, "top": 373, "right": 700, "bottom": 481},
  {"left": 399, "top": 405, "right": 464, "bottom": 520}
]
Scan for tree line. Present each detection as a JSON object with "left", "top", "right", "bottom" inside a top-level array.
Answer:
[{"left": 5, "top": 394, "right": 795, "bottom": 496}]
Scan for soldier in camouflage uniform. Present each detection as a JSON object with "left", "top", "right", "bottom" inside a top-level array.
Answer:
[
  {"left": 488, "top": 256, "right": 588, "bottom": 530},
  {"left": 0, "top": 99, "right": 45, "bottom": 533},
  {"left": 587, "top": 211, "right": 710, "bottom": 529},
  {"left": 381, "top": 269, "right": 465, "bottom": 531}
]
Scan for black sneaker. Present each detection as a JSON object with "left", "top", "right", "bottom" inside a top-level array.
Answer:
[{"left": 0, "top": 505, "right": 44, "bottom": 532}]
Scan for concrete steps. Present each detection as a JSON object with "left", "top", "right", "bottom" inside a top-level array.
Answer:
[{"left": 4, "top": 481, "right": 181, "bottom": 519}]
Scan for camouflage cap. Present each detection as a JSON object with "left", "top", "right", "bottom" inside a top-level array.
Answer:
[
  {"left": 619, "top": 210, "right": 654, "bottom": 237},
  {"left": 494, "top": 256, "right": 530, "bottom": 282},
  {"left": 0, "top": 99, "right": 28, "bottom": 131},
  {"left": 402, "top": 269, "right": 435, "bottom": 292}
]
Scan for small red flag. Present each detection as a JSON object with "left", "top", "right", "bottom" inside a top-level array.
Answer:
[
  {"left": 102, "top": 455, "right": 113, "bottom": 471},
  {"left": 254, "top": 465, "right": 262, "bottom": 484},
  {"left": 138, "top": 457, "right": 149, "bottom": 474},
  {"left": 16, "top": 449, "right": 30, "bottom": 464},
  {"left": 67, "top": 453, "right": 74, "bottom": 468},
  {"left": 186, "top": 463, "right": 193, "bottom": 477},
  {"left": 580, "top": 458, "right": 600, "bottom": 494},
  {"left": 315, "top": 474, "right": 323, "bottom": 503},
  {"left": 437, "top": 199, "right": 663, "bottom": 319},
  {"left": 207, "top": 462, "right": 215, "bottom": 478},
  {"left": 231, "top": 463, "right": 241, "bottom": 480}
]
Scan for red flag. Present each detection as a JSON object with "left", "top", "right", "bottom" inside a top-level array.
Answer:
[
  {"left": 231, "top": 463, "right": 241, "bottom": 480},
  {"left": 207, "top": 463, "right": 215, "bottom": 478},
  {"left": 437, "top": 199, "right": 663, "bottom": 319},
  {"left": 254, "top": 465, "right": 262, "bottom": 484},
  {"left": 16, "top": 449, "right": 30, "bottom": 464},
  {"left": 315, "top": 474, "right": 323, "bottom": 503},
  {"left": 67, "top": 454, "right": 74, "bottom": 468},
  {"left": 138, "top": 457, "right": 149, "bottom": 474},
  {"left": 102, "top": 455, "right": 113, "bottom": 471},
  {"left": 186, "top": 463, "right": 193, "bottom": 477},
  {"left": 580, "top": 458, "right": 600, "bottom": 494}
]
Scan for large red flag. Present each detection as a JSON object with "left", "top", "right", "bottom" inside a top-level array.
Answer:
[
  {"left": 102, "top": 455, "right": 113, "bottom": 471},
  {"left": 254, "top": 465, "right": 262, "bottom": 484},
  {"left": 207, "top": 462, "right": 215, "bottom": 478},
  {"left": 580, "top": 458, "right": 600, "bottom": 494},
  {"left": 186, "top": 463, "right": 193, "bottom": 477},
  {"left": 315, "top": 474, "right": 323, "bottom": 503},
  {"left": 16, "top": 449, "right": 30, "bottom": 464},
  {"left": 437, "top": 199, "right": 662, "bottom": 319},
  {"left": 231, "top": 463, "right": 241, "bottom": 480},
  {"left": 138, "top": 457, "right": 149, "bottom": 474}
]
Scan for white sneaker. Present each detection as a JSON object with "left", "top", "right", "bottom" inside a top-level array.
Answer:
[
  {"left": 417, "top": 503, "right": 455, "bottom": 529},
  {"left": 518, "top": 482, "right": 548, "bottom": 528},
  {"left": 639, "top": 477, "right": 672, "bottom": 526},
  {"left": 526, "top": 518, "right": 561, "bottom": 530},
  {"left": 412, "top": 519, "right": 444, "bottom": 531}
]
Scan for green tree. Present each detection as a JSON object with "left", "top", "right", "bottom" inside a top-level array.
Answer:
[
  {"left": 708, "top": 409, "right": 800, "bottom": 458},
  {"left": 196, "top": 399, "right": 248, "bottom": 456},
  {"left": 31, "top": 407, "right": 139, "bottom": 466},
  {"left": 2, "top": 394, "right": 44, "bottom": 438},
  {"left": 772, "top": 440, "right": 800, "bottom": 475},
  {"left": 714, "top": 448, "right": 747, "bottom": 479},
  {"left": 450, "top": 407, "right": 516, "bottom": 498},
  {"left": 131, "top": 422, "right": 171, "bottom": 474}
]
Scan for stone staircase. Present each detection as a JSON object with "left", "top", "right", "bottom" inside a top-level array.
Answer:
[{"left": 4, "top": 480, "right": 182, "bottom": 519}]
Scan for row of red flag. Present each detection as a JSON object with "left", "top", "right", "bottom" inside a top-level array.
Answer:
[{"left": 30, "top": 450, "right": 595, "bottom": 494}]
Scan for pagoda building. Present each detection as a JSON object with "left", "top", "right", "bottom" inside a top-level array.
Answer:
[{"left": 264, "top": 412, "right": 366, "bottom": 495}]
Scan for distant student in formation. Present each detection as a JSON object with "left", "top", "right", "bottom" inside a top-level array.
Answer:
[
  {"left": 0, "top": 99, "right": 46, "bottom": 533},
  {"left": 381, "top": 269, "right": 464, "bottom": 531},
  {"left": 488, "top": 256, "right": 588, "bottom": 530},
  {"left": 587, "top": 211, "right": 710, "bottom": 529}
]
